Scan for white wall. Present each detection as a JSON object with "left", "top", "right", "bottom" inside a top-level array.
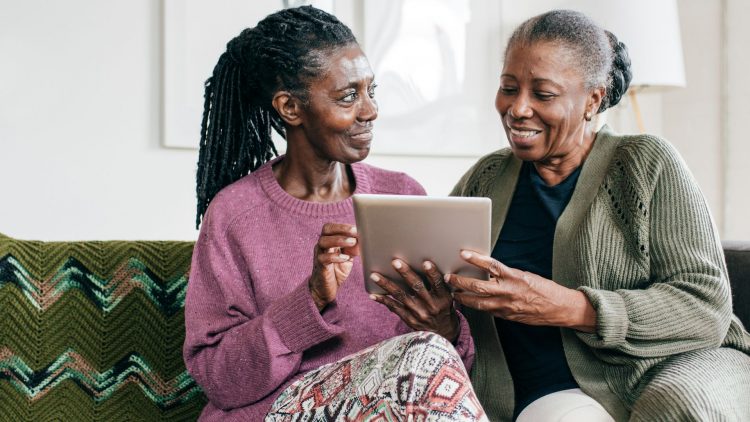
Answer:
[
  {"left": 1, "top": 1, "right": 198, "bottom": 240},
  {"left": 1, "top": 0, "right": 748, "bottom": 241}
]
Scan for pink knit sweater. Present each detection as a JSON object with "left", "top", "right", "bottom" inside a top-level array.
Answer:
[{"left": 183, "top": 156, "right": 475, "bottom": 421}]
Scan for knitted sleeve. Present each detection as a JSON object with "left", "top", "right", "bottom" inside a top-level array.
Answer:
[
  {"left": 183, "top": 207, "right": 344, "bottom": 410},
  {"left": 577, "top": 139, "right": 732, "bottom": 356}
]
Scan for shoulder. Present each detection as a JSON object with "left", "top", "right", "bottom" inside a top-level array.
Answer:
[
  {"left": 200, "top": 172, "right": 266, "bottom": 237},
  {"left": 605, "top": 130, "right": 692, "bottom": 184},
  {"left": 451, "top": 148, "right": 515, "bottom": 196},
  {"left": 355, "top": 162, "right": 426, "bottom": 195}
]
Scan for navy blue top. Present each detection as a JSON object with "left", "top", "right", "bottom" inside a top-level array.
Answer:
[{"left": 492, "top": 161, "right": 582, "bottom": 417}]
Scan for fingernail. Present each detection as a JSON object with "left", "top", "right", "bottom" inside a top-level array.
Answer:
[
  {"left": 460, "top": 250, "right": 472, "bottom": 259},
  {"left": 350, "top": 226, "right": 358, "bottom": 235},
  {"left": 339, "top": 254, "right": 349, "bottom": 260},
  {"left": 369, "top": 294, "right": 378, "bottom": 301},
  {"left": 345, "top": 237, "right": 356, "bottom": 245},
  {"left": 444, "top": 274, "right": 451, "bottom": 282},
  {"left": 392, "top": 259, "right": 402, "bottom": 269},
  {"left": 370, "top": 273, "right": 380, "bottom": 282},
  {"left": 423, "top": 261, "right": 433, "bottom": 270}
]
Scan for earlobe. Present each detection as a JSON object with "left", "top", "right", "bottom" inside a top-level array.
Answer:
[{"left": 271, "top": 91, "right": 303, "bottom": 126}]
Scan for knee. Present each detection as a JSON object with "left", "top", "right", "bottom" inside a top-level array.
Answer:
[
  {"left": 630, "top": 377, "right": 706, "bottom": 421},
  {"left": 397, "top": 331, "right": 463, "bottom": 369},
  {"left": 630, "top": 349, "right": 750, "bottom": 421}
]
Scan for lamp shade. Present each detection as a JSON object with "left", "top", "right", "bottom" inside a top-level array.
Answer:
[{"left": 502, "top": 0, "right": 686, "bottom": 88}]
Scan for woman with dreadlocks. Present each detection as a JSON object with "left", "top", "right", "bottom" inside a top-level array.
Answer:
[{"left": 183, "top": 6, "right": 486, "bottom": 421}]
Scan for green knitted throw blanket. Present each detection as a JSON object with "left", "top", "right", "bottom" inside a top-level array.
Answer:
[{"left": 0, "top": 233, "right": 206, "bottom": 421}]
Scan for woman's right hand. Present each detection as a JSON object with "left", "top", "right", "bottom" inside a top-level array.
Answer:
[{"left": 309, "top": 223, "right": 360, "bottom": 311}]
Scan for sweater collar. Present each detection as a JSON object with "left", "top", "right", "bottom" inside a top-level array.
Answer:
[
  {"left": 553, "top": 125, "right": 621, "bottom": 286},
  {"left": 256, "top": 155, "right": 372, "bottom": 217}
]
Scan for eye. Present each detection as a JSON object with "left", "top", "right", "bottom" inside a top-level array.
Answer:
[
  {"left": 368, "top": 83, "right": 378, "bottom": 98},
  {"left": 535, "top": 91, "right": 556, "bottom": 101},
  {"left": 340, "top": 91, "right": 357, "bottom": 103},
  {"left": 499, "top": 86, "right": 518, "bottom": 95}
]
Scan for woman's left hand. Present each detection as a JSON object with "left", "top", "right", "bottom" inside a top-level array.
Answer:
[
  {"left": 446, "top": 250, "right": 597, "bottom": 333},
  {"left": 370, "top": 259, "right": 460, "bottom": 342}
]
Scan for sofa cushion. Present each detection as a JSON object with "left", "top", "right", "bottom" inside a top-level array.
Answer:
[
  {"left": 724, "top": 241, "right": 750, "bottom": 328},
  {"left": 0, "top": 233, "right": 206, "bottom": 421}
]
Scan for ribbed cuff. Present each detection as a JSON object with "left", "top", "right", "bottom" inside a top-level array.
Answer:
[
  {"left": 577, "top": 287, "right": 628, "bottom": 348},
  {"left": 268, "top": 282, "right": 345, "bottom": 353},
  {"left": 453, "top": 310, "right": 476, "bottom": 371}
]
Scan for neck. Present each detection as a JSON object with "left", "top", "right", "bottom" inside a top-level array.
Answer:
[
  {"left": 533, "top": 125, "right": 597, "bottom": 186},
  {"left": 272, "top": 147, "right": 354, "bottom": 203}
]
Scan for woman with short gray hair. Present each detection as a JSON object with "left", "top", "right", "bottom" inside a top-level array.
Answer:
[{"left": 447, "top": 9, "right": 750, "bottom": 421}]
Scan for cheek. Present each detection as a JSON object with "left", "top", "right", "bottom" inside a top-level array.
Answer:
[{"left": 495, "top": 92, "right": 507, "bottom": 117}]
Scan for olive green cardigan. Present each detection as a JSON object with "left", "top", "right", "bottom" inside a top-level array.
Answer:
[{"left": 451, "top": 126, "right": 750, "bottom": 421}]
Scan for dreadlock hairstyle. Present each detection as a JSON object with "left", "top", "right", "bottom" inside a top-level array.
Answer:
[
  {"left": 195, "top": 6, "right": 357, "bottom": 228},
  {"left": 506, "top": 10, "right": 633, "bottom": 114}
]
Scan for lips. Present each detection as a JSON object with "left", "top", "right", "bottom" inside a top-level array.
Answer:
[
  {"left": 349, "top": 130, "right": 373, "bottom": 143},
  {"left": 505, "top": 124, "right": 542, "bottom": 147},
  {"left": 509, "top": 128, "right": 540, "bottom": 138}
]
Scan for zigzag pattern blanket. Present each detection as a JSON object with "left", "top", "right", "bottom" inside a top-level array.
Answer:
[{"left": 0, "top": 233, "right": 206, "bottom": 421}]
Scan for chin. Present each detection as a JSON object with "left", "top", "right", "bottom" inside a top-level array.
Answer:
[
  {"left": 509, "top": 144, "right": 542, "bottom": 162},
  {"left": 338, "top": 147, "right": 371, "bottom": 164}
]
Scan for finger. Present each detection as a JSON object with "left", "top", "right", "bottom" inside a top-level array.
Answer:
[
  {"left": 317, "top": 251, "right": 352, "bottom": 265},
  {"left": 341, "top": 243, "right": 360, "bottom": 258},
  {"left": 460, "top": 250, "right": 512, "bottom": 279},
  {"left": 452, "top": 293, "right": 508, "bottom": 317},
  {"left": 444, "top": 273, "right": 499, "bottom": 297},
  {"left": 369, "top": 273, "right": 414, "bottom": 306},
  {"left": 370, "top": 294, "right": 419, "bottom": 327},
  {"left": 321, "top": 223, "right": 357, "bottom": 237},
  {"left": 318, "top": 234, "right": 357, "bottom": 250},
  {"left": 392, "top": 259, "right": 429, "bottom": 298},
  {"left": 422, "top": 261, "right": 448, "bottom": 296}
]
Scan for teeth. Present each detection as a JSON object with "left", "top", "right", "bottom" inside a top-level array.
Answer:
[{"left": 510, "top": 128, "right": 538, "bottom": 138}]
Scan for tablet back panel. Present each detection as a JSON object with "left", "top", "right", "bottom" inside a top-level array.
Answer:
[{"left": 353, "top": 194, "right": 491, "bottom": 294}]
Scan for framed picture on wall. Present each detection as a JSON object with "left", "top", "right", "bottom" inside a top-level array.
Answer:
[
  {"left": 162, "top": 0, "right": 333, "bottom": 149},
  {"left": 362, "top": 0, "right": 504, "bottom": 156},
  {"left": 163, "top": 0, "right": 504, "bottom": 157}
]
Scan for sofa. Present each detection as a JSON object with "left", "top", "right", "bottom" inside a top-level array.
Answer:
[{"left": 1, "top": 232, "right": 748, "bottom": 421}]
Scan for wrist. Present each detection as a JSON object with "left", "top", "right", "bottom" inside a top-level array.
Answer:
[
  {"left": 565, "top": 290, "right": 597, "bottom": 333},
  {"left": 446, "top": 308, "right": 461, "bottom": 343},
  {"left": 308, "top": 278, "right": 327, "bottom": 312}
]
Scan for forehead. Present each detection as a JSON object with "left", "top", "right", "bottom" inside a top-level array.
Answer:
[
  {"left": 315, "top": 44, "right": 373, "bottom": 87},
  {"left": 502, "top": 41, "right": 581, "bottom": 83}
]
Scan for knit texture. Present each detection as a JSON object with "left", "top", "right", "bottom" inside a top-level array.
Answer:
[
  {"left": 183, "top": 156, "right": 476, "bottom": 421},
  {"left": 0, "top": 233, "right": 206, "bottom": 421},
  {"left": 451, "top": 126, "right": 750, "bottom": 421}
]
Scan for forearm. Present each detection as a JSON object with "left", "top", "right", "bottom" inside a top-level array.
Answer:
[{"left": 184, "top": 282, "right": 344, "bottom": 409}]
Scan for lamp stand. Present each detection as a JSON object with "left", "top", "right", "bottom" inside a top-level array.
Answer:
[{"left": 628, "top": 90, "right": 646, "bottom": 133}]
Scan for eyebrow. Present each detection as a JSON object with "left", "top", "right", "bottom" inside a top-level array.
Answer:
[
  {"left": 333, "top": 76, "right": 376, "bottom": 92},
  {"left": 500, "top": 74, "right": 564, "bottom": 90}
]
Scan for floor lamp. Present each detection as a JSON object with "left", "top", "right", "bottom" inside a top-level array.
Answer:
[{"left": 582, "top": 0, "right": 687, "bottom": 133}]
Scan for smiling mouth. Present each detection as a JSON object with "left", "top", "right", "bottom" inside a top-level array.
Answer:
[
  {"left": 509, "top": 127, "right": 541, "bottom": 138},
  {"left": 349, "top": 131, "right": 373, "bottom": 142}
]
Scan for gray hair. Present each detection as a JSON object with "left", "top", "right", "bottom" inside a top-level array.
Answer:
[{"left": 506, "top": 9, "right": 632, "bottom": 113}]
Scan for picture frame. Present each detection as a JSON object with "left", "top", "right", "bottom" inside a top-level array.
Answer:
[{"left": 162, "top": 0, "right": 504, "bottom": 157}]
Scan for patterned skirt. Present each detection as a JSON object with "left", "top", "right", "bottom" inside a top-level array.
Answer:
[{"left": 266, "top": 331, "right": 488, "bottom": 421}]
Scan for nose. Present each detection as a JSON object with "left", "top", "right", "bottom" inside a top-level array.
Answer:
[
  {"left": 507, "top": 92, "right": 533, "bottom": 120},
  {"left": 358, "top": 94, "right": 378, "bottom": 122}
]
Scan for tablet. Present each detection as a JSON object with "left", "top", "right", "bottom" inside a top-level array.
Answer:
[{"left": 352, "top": 194, "right": 491, "bottom": 294}]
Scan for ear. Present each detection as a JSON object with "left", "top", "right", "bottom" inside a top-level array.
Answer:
[
  {"left": 271, "top": 91, "right": 303, "bottom": 126},
  {"left": 586, "top": 86, "right": 606, "bottom": 116}
]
